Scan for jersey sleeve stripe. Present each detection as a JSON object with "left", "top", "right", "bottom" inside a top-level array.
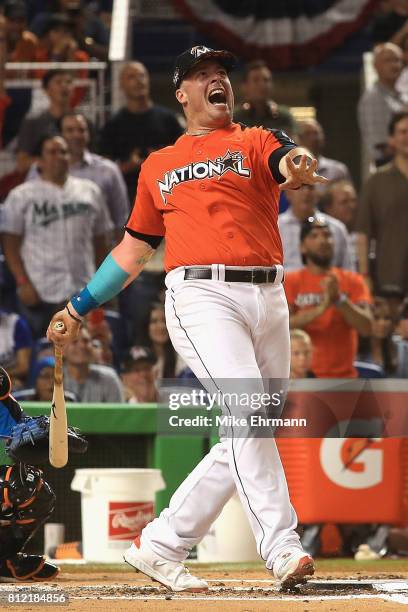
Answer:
[
  {"left": 125, "top": 227, "right": 164, "bottom": 248},
  {"left": 268, "top": 145, "right": 297, "bottom": 184}
]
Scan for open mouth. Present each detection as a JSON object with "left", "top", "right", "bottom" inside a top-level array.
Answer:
[{"left": 208, "top": 88, "right": 227, "bottom": 107}]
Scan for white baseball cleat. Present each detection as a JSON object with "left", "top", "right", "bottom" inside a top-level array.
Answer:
[
  {"left": 272, "top": 548, "right": 315, "bottom": 590},
  {"left": 123, "top": 538, "right": 209, "bottom": 593}
]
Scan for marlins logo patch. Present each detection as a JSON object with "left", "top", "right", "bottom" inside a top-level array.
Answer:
[
  {"left": 157, "top": 149, "right": 251, "bottom": 204},
  {"left": 190, "top": 45, "right": 211, "bottom": 57}
]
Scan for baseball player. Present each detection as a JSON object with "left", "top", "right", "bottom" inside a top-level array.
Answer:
[{"left": 47, "top": 46, "right": 327, "bottom": 591}]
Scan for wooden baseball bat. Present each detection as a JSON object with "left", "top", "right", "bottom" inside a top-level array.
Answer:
[{"left": 49, "top": 321, "right": 68, "bottom": 468}]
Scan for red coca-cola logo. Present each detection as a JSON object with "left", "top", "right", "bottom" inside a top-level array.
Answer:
[{"left": 108, "top": 502, "right": 154, "bottom": 540}]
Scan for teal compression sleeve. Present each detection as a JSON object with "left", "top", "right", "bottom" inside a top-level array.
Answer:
[{"left": 71, "top": 253, "right": 130, "bottom": 316}]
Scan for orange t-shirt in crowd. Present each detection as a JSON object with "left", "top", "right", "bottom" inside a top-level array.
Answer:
[
  {"left": 284, "top": 267, "right": 372, "bottom": 378},
  {"left": 126, "top": 123, "right": 295, "bottom": 271}
]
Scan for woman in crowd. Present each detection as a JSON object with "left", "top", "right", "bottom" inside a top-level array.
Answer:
[
  {"left": 358, "top": 297, "right": 397, "bottom": 376},
  {"left": 140, "top": 303, "right": 177, "bottom": 379}
]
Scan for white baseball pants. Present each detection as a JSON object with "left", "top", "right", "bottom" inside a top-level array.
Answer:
[{"left": 142, "top": 265, "right": 302, "bottom": 569}]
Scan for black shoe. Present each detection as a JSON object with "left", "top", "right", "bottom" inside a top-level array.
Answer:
[{"left": 0, "top": 553, "right": 59, "bottom": 581}]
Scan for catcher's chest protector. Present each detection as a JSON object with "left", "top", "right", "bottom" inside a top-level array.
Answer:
[{"left": 0, "top": 463, "right": 55, "bottom": 560}]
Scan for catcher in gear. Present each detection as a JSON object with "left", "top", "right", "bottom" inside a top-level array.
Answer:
[{"left": 0, "top": 366, "right": 87, "bottom": 581}]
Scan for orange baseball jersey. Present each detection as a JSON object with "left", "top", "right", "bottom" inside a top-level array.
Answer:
[
  {"left": 126, "top": 123, "right": 296, "bottom": 271},
  {"left": 284, "top": 268, "right": 372, "bottom": 378}
]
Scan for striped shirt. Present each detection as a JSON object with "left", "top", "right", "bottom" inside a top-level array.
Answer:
[
  {"left": 27, "top": 151, "right": 130, "bottom": 229},
  {"left": 0, "top": 176, "right": 113, "bottom": 302}
]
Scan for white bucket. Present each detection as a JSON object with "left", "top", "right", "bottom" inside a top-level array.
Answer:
[
  {"left": 71, "top": 468, "right": 165, "bottom": 562},
  {"left": 197, "top": 493, "right": 259, "bottom": 562}
]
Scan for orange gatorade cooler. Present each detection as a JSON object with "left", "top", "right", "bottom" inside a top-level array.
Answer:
[
  {"left": 275, "top": 381, "right": 408, "bottom": 524},
  {"left": 276, "top": 437, "right": 408, "bottom": 524}
]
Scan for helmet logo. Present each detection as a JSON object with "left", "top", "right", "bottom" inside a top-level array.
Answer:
[{"left": 190, "top": 45, "right": 211, "bottom": 58}]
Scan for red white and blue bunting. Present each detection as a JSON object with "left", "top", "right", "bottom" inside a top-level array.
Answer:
[{"left": 172, "top": 0, "right": 379, "bottom": 69}]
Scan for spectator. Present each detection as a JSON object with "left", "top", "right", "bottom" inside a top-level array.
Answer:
[
  {"left": 13, "top": 355, "right": 77, "bottom": 401},
  {"left": 289, "top": 329, "right": 314, "bottom": 379},
  {"left": 23, "top": 0, "right": 54, "bottom": 23},
  {"left": 0, "top": 14, "right": 29, "bottom": 182},
  {"left": 29, "top": 112, "right": 129, "bottom": 239},
  {"left": 0, "top": 308, "right": 32, "bottom": 387},
  {"left": 0, "top": 249, "right": 18, "bottom": 311},
  {"left": 3, "top": 0, "right": 38, "bottom": 62},
  {"left": 0, "top": 4, "right": 36, "bottom": 171},
  {"left": 319, "top": 180, "right": 359, "bottom": 270},
  {"left": 371, "top": 0, "right": 408, "bottom": 44},
  {"left": 358, "top": 297, "right": 397, "bottom": 376},
  {"left": 119, "top": 259, "right": 165, "bottom": 345},
  {"left": 120, "top": 346, "right": 158, "bottom": 403},
  {"left": 395, "top": 298, "right": 408, "bottom": 376},
  {"left": 296, "top": 119, "right": 352, "bottom": 193},
  {"left": 35, "top": 13, "right": 89, "bottom": 64},
  {"left": 357, "top": 43, "right": 406, "bottom": 172},
  {"left": 63, "top": 325, "right": 124, "bottom": 402},
  {"left": 100, "top": 61, "right": 184, "bottom": 203},
  {"left": 29, "top": 0, "right": 109, "bottom": 60},
  {"left": 86, "top": 308, "right": 113, "bottom": 366},
  {"left": 25, "top": 356, "right": 55, "bottom": 401},
  {"left": 140, "top": 303, "right": 178, "bottom": 379},
  {"left": 377, "top": 284, "right": 405, "bottom": 324},
  {"left": 31, "top": 337, "right": 54, "bottom": 371},
  {"left": 0, "top": 1, "right": 37, "bottom": 145},
  {"left": 17, "top": 69, "right": 74, "bottom": 171},
  {"left": 33, "top": 13, "right": 90, "bottom": 109},
  {"left": 234, "top": 60, "right": 296, "bottom": 137},
  {"left": 278, "top": 185, "right": 354, "bottom": 272},
  {"left": 396, "top": 31, "right": 408, "bottom": 103},
  {"left": 284, "top": 217, "right": 372, "bottom": 378},
  {"left": 0, "top": 15, "right": 30, "bottom": 201},
  {"left": 0, "top": 135, "right": 112, "bottom": 337},
  {"left": 355, "top": 111, "right": 408, "bottom": 294},
  {"left": 95, "top": 0, "right": 113, "bottom": 30}
]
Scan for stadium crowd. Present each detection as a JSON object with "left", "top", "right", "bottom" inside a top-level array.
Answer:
[{"left": 0, "top": 0, "right": 408, "bottom": 408}]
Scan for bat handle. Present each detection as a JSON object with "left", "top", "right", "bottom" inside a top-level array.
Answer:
[
  {"left": 52, "top": 320, "right": 65, "bottom": 367},
  {"left": 53, "top": 343, "right": 64, "bottom": 386}
]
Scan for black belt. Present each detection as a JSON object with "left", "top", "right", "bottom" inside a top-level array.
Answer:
[{"left": 184, "top": 266, "right": 279, "bottom": 284}]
